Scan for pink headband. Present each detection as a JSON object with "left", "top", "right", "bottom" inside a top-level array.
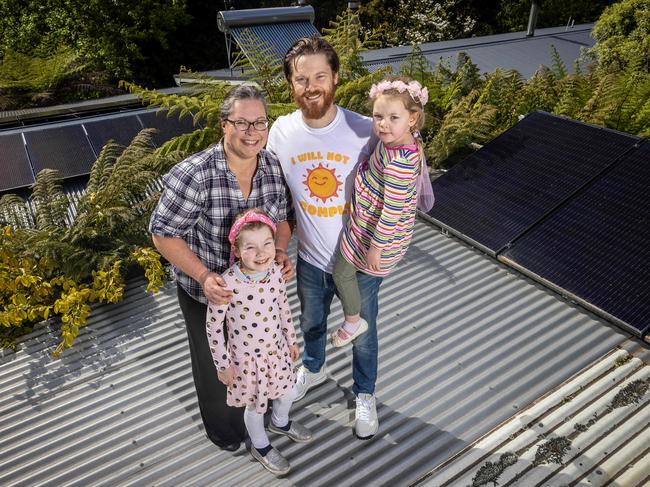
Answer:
[
  {"left": 228, "top": 210, "right": 277, "bottom": 265},
  {"left": 369, "top": 79, "right": 429, "bottom": 106}
]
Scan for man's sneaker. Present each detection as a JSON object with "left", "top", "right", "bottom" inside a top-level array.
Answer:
[
  {"left": 250, "top": 446, "right": 291, "bottom": 476},
  {"left": 269, "top": 421, "right": 313, "bottom": 443},
  {"left": 294, "top": 364, "right": 327, "bottom": 401},
  {"left": 354, "top": 393, "right": 378, "bottom": 439}
]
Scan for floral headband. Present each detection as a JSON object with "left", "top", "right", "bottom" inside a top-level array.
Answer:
[
  {"left": 228, "top": 210, "right": 277, "bottom": 265},
  {"left": 369, "top": 79, "right": 429, "bottom": 106}
]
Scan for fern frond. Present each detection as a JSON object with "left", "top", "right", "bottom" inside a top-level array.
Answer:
[
  {"left": 400, "top": 45, "right": 433, "bottom": 84},
  {"left": 579, "top": 72, "right": 621, "bottom": 126},
  {"left": 0, "top": 195, "right": 33, "bottom": 229},
  {"left": 85, "top": 141, "right": 124, "bottom": 195},
  {"left": 335, "top": 68, "right": 390, "bottom": 115},
  {"left": 550, "top": 45, "right": 568, "bottom": 80},
  {"left": 31, "top": 169, "right": 69, "bottom": 230},
  {"left": 155, "top": 127, "right": 220, "bottom": 158},
  {"left": 230, "top": 28, "right": 289, "bottom": 103},
  {"left": 427, "top": 90, "right": 497, "bottom": 167},
  {"left": 323, "top": 9, "right": 377, "bottom": 81}
]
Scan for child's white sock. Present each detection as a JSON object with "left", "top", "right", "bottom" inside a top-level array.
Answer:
[{"left": 342, "top": 320, "right": 361, "bottom": 335}]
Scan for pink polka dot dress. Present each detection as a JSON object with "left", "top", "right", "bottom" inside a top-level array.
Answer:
[{"left": 206, "top": 262, "right": 297, "bottom": 414}]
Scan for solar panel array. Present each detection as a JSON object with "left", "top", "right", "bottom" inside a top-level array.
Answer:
[
  {"left": 0, "top": 109, "right": 197, "bottom": 193},
  {"left": 0, "top": 133, "right": 35, "bottom": 191},
  {"left": 426, "top": 111, "right": 648, "bottom": 337},
  {"left": 426, "top": 111, "right": 639, "bottom": 256}
]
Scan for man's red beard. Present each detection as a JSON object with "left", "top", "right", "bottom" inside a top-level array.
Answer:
[{"left": 294, "top": 81, "right": 336, "bottom": 120}]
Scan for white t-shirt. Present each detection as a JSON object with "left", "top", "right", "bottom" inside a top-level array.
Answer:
[{"left": 267, "top": 106, "right": 376, "bottom": 273}]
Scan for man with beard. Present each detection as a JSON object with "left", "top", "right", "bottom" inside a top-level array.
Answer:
[{"left": 267, "top": 35, "right": 382, "bottom": 439}]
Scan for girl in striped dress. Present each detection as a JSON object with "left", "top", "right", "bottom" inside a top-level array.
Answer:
[{"left": 331, "top": 76, "right": 434, "bottom": 347}]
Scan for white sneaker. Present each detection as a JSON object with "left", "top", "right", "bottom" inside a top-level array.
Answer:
[
  {"left": 294, "top": 364, "right": 327, "bottom": 401},
  {"left": 355, "top": 393, "right": 378, "bottom": 439}
]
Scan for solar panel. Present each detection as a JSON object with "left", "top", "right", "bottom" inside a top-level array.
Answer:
[
  {"left": 0, "top": 133, "right": 35, "bottom": 192},
  {"left": 425, "top": 111, "right": 640, "bottom": 255},
  {"left": 136, "top": 111, "right": 196, "bottom": 148},
  {"left": 231, "top": 22, "right": 320, "bottom": 64},
  {"left": 23, "top": 125, "right": 96, "bottom": 179},
  {"left": 501, "top": 141, "right": 650, "bottom": 336},
  {"left": 84, "top": 114, "right": 144, "bottom": 154}
]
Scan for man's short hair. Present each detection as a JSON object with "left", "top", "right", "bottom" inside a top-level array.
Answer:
[{"left": 283, "top": 34, "right": 340, "bottom": 81}]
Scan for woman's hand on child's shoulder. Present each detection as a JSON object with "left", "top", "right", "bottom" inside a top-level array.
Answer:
[
  {"left": 203, "top": 272, "right": 233, "bottom": 305},
  {"left": 217, "top": 366, "right": 236, "bottom": 386}
]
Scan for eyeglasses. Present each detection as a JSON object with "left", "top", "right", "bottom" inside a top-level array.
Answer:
[{"left": 225, "top": 119, "right": 269, "bottom": 132}]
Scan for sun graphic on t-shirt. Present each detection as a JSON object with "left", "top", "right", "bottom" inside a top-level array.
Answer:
[{"left": 303, "top": 163, "right": 342, "bottom": 203}]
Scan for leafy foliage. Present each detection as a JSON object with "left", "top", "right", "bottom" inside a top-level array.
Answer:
[
  {"left": 322, "top": 9, "right": 376, "bottom": 82},
  {"left": 0, "top": 47, "right": 100, "bottom": 109},
  {"left": 0, "top": 0, "right": 190, "bottom": 83},
  {"left": 0, "top": 130, "right": 176, "bottom": 356},
  {"left": 591, "top": 0, "right": 650, "bottom": 72}
]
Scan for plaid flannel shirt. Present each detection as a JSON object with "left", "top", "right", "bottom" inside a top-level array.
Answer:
[{"left": 149, "top": 141, "right": 294, "bottom": 303}]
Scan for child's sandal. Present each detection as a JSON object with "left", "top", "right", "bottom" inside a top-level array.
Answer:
[{"left": 330, "top": 318, "right": 368, "bottom": 347}]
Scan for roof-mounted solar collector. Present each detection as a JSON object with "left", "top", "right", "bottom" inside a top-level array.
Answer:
[{"left": 217, "top": 5, "right": 319, "bottom": 74}]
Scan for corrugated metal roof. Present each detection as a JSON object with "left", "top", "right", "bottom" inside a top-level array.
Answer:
[
  {"left": 361, "top": 24, "right": 595, "bottom": 79},
  {"left": 418, "top": 347, "right": 650, "bottom": 486},
  {"left": 1, "top": 218, "right": 644, "bottom": 487}
]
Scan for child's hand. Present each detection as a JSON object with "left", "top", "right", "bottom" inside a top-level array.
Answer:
[
  {"left": 289, "top": 344, "right": 300, "bottom": 362},
  {"left": 217, "top": 365, "right": 236, "bottom": 386},
  {"left": 365, "top": 245, "right": 382, "bottom": 272}
]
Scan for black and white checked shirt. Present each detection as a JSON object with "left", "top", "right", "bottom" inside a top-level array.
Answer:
[{"left": 149, "top": 141, "right": 293, "bottom": 303}]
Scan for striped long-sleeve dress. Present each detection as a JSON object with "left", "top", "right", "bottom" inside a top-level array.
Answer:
[{"left": 339, "top": 141, "right": 420, "bottom": 277}]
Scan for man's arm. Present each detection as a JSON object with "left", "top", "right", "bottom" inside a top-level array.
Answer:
[{"left": 152, "top": 234, "right": 232, "bottom": 304}]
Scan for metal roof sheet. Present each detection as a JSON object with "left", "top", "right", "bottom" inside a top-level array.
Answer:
[
  {"left": 361, "top": 24, "right": 595, "bottom": 79},
  {"left": 2, "top": 218, "right": 644, "bottom": 486}
]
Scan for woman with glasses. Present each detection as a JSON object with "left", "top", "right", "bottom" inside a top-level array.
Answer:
[{"left": 149, "top": 85, "right": 294, "bottom": 452}]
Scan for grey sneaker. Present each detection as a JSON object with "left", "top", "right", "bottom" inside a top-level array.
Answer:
[
  {"left": 250, "top": 446, "right": 290, "bottom": 476},
  {"left": 354, "top": 393, "right": 378, "bottom": 439},
  {"left": 294, "top": 364, "right": 327, "bottom": 401},
  {"left": 269, "top": 421, "right": 313, "bottom": 443}
]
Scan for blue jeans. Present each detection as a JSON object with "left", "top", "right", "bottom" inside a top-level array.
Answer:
[{"left": 297, "top": 256, "right": 383, "bottom": 395}]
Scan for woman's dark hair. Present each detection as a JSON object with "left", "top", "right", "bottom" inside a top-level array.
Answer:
[{"left": 220, "top": 84, "right": 268, "bottom": 121}]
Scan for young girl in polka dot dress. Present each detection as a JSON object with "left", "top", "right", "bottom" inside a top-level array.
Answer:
[{"left": 206, "top": 208, "right": 312, "bottom": 476}]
